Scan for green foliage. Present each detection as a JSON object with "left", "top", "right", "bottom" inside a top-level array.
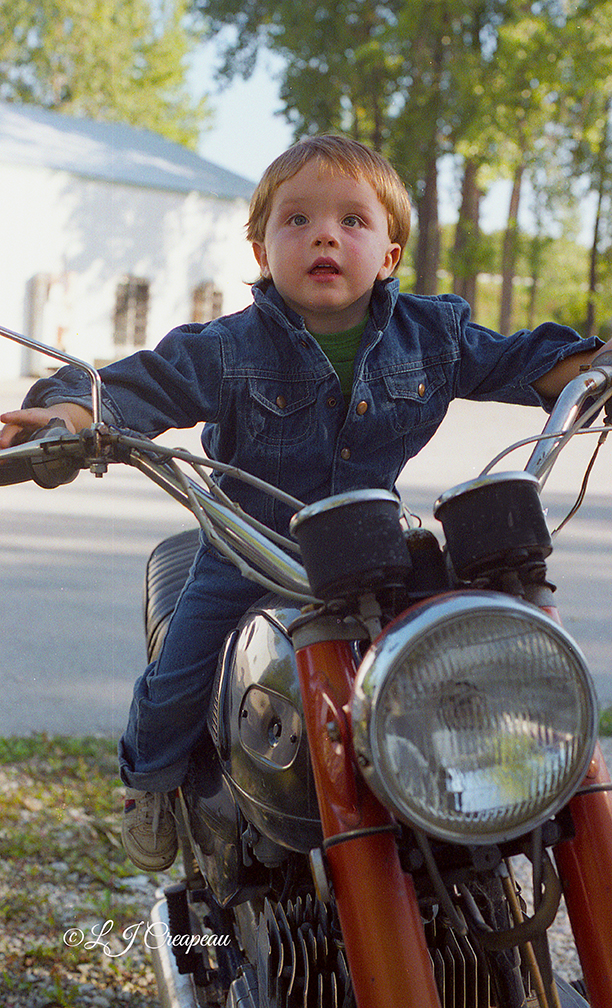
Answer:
[
  {"left": 0, "top": 0, "right": 211, "bottom": 148},
  {"left": 443, "top": 224, "right": 499, "bottom": 281},
  {"left": 438, "top": 224, "right": 592, "bottom": 333},
  {"left": 600, "top": 707, "right": 612, "bottom": 737},
  {"left": 0, "top": 732, "right": 117, "bottom": 769},
  {"left": 0, "top": 734, "right": 127, "bottom": 861}
]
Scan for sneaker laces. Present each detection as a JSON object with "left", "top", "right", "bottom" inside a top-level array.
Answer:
[{"left": 140, "top": 791, "right": 174, "bottom": 840}]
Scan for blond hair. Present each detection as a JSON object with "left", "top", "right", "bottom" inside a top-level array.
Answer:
[{"left": 246, "top": 135, "right": 411, "bottom": 268}]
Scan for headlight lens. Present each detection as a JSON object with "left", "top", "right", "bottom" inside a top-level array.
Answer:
[{"left": 352, "top": 592, "right": 598, "bottom": 844}]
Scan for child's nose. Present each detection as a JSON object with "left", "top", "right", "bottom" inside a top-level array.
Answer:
[{"left": 314, "top": 231, "right": 339, "bottom": 247}]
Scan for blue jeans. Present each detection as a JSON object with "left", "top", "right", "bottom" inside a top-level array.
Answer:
[{"left": 118, "top": 540, "right": 266, "bottom": 792}]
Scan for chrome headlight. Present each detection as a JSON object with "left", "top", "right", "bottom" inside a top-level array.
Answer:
[{"left": 352, "top": 592, "right": 598, "bottom": 844}]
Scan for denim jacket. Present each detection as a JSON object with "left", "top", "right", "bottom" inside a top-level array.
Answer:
[{"left": 25, "top": 278, "right": 601, "bottom": 534}]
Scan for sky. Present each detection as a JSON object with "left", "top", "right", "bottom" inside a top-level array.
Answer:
[{"left": 190, "top": 42, "right": 294, "bottom": 185}]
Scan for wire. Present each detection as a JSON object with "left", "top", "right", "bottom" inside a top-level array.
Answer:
[
  {"left": 551, "top": 424, "right": 610, "bottom": 537},
  {"left": 113, "top": 429, "right": 306, "bottom": 512},
  {"left": 479, "top": 424, "right": 612, "bottom": 477},
  {"left": 166, "top": 457, "right": 315, "bottom": 604}
]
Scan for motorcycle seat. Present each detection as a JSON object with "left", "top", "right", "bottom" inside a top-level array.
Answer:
[{"left": 144, "top": 527, "right": 200, "bottom": 662}]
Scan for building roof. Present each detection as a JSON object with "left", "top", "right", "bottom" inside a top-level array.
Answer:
[{"left": 0, "top": 101, "right": 255, "bottom": 200}]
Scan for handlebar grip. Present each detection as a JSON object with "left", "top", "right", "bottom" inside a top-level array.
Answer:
[
  {"left": 0, "top": 420, "right": 82, "bottom": 489},
  {"left": 0, "top": 454, "right": 36, "bottom": 487},
  {"left": 592, "top": 349, "right": 612, "bottom": 369}
]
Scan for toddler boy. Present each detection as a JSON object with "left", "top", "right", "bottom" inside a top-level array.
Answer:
[{"left": 1, "top": 134, "right": 609, "bottom": 870}]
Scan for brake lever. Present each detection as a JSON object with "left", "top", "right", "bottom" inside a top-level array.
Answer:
[{"left": 11, "top": 417, "right": 69, "bottom": 445}]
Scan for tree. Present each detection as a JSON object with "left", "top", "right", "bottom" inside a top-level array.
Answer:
[
  {"left": 419, "top": 1, "right": 612, "bottom": 323},
  {"left": 484, "top": 6, "right": 559, "bottom": 332},
  {"left": 582, "top": 99, "right": 612, "bottom": 337},
  {"left": 452, "top": 159, "right": 484, "bottom": 309},
  {"left": 440, "top": 2, "right": 575, "bottom": 331},
  {"left": 442, "top": 3, "right": 508, "bottom": 306},
  {"left": 195, "top": 0, "right": 564, "bottom": 299},
  {"left": 562, "top": 7, "right": 612, "bottom": 336},
  {"left": 0, "top": 0, "right": 210, "bottom": 148},
  {"left": 387, "top": 2, "right": 449, "bottom": 294},
  {"left": 199, "top": 0, "right": 384, "bottom": 139},
  {"left": 487, "top": 1, "right": 612, "bottom": 333}
]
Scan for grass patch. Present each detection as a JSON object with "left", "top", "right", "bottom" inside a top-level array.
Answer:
[
  {"left": 600, "top": 708, "right": 612, "bottom": 737},
  {"left": 0, "top": 733, "right": 177, "bottom": 1006}
]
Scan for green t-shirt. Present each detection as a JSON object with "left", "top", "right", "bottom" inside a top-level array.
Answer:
[{"left": 309, "top": 318, "right": 367, "bottom": 398}]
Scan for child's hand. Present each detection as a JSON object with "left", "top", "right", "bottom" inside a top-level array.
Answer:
[{"left": 0, "top": 404, "right": 92, "bottom": 449}]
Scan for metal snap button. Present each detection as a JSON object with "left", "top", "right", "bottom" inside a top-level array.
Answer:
[
  {"left": 356, "top": 400, "right": 368, "bottom": 415},
  {"left": 417, "top": 383, "right": 426, "bottom": 398},
  {"left": 276, "top": 395, "right": 287, "bottom": 409},
  {"left": 327, "top": 396, "right": 337, "bottom": 408},
  {"left": 340, "top": 447, "right": 351, "bottom": 460}
]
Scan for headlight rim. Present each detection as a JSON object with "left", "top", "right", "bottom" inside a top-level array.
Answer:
[{"left": 352, "top": 590, "right": 598, "bottom": 845}]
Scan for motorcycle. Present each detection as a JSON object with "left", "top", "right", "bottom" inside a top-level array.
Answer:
[{"left": 1, "top": 322, "right": 612, "bottom": 1008}]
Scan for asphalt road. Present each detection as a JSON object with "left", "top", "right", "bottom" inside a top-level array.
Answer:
[{"left": 0, "top": 378, "right": 611, "bottom": 738}]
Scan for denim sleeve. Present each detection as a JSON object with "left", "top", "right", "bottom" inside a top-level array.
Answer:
[
  {"left": 454, "top": 308, "right": 604, "bottom": 408},
  {"left": 22, "top": 323, "right": 224, "bottom": 436}
]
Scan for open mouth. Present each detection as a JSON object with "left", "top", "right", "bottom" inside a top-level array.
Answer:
[{"left": 309, "top": 258, "right": 340, "bottom": 275}]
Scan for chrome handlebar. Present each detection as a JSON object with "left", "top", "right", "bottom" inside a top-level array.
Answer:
[
  {"left": 0, "top": 323, "right": 108, "bottom": 474},
  {"left": 0, "top": 324, "right": 104, "bottom": 425},
  {"left": 2, "top": 326, "right": 612, "bottom": 602},
  {"left": 525, "top": 364, "right": 612, "bottom": 485},
  {"left": 127, "top": 447, "right": 313, "bottom": 600}
]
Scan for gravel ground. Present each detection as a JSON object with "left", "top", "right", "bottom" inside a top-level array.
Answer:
[
  {"left": 0, "top": 858, "right": 169, "bottom": 1007},
  {"left": 0, "top": 737, "right": 177, "bottom": 1008},
  {"left": 1, "top": 736, "right": 611, "bottom": 1005}
]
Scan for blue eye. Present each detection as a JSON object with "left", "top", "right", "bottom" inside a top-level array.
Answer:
[
  {"left": 290, "top": 213, "right": 308, "bottom": 226},
  {"left": 343, "top": 215, "right": 362, "bottom": 227}
]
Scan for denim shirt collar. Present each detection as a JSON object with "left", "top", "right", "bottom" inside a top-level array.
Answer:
[{"left": 251, "top": 277, "right": 400, "bottom": 342}]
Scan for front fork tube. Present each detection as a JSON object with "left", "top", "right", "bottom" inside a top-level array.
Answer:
[
  {"left": 539, "top": 602, "right": 612, "bottom": 1005},
  {"left": 293, "top": 631, "right": 441, "bottom": 1008},
  {"left": 554, "top": 742, "right": 612, "bottom": 1006}
]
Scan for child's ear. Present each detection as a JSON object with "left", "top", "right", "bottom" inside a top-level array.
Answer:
[
  {"left": 252, "top": 242, "right": 271, "bottom": 278},
  {"left": 377, "top": 243, "right": 402, "bottom": 279}
]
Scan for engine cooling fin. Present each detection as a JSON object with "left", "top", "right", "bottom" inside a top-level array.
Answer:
[
  {"left": 254, "top": 893, "right": 530, "bottom": 1008},
  {"left": 425, "top": 913, "right": 498, "bottom": 1008},
  {"left": 256, "top": 893, "right": 355, "bottom": 1008}
]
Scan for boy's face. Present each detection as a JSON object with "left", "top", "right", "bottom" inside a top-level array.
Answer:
[{"left": 252, "top": 160, "right": 402, "bottom": 333}]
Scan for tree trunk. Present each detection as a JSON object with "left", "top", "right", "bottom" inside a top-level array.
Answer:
[
  {"left": 526, "top": 235, "right": 543, "bottom": 331},
  {"left": 499, "top": 162, "right": 525, "bottom": 336},
  {"left": 585, "top": 98, "right": 611, "bottom": 339},
  {"left": 414, "top": 155, "right": 440, "bottom": 295},
  {"left": 452, "top": 158, "right": 482, "bottom": 311},
  {"left": 585, "top": 179, "right": 603, "bottom": 339}
]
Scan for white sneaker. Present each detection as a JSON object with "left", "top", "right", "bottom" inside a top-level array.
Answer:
[{"left": 121, "top": 789, "right": 178, "bottom": 871}]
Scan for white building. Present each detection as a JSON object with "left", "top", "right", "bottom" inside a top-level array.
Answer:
[{"left": 0, "top": 102, "right": 257, "bottom": 378}]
